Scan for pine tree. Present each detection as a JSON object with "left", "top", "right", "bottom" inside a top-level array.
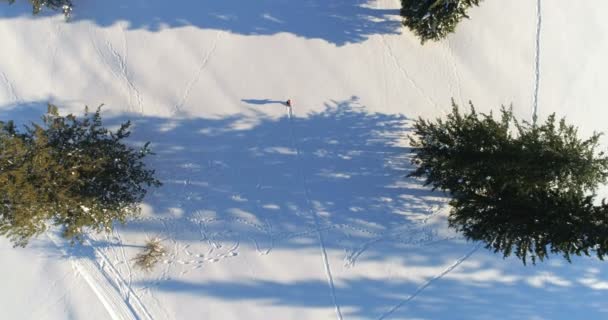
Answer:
[
  {"left": 408, "top": 101, "right": 608, "bottom": 264},
  {"left": 0, "top": 105, "right": 161, "bottom": 247},
  {"left": 7, "top": 0, "right": 73, "bottom": 18},
  {"left": 401, "top": 0, "right": 482, "bottom": 43}
]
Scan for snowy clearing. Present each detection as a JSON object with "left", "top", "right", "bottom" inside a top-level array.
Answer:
[{"left": 2, "top": 0, "right": 608, "bottom": 319}]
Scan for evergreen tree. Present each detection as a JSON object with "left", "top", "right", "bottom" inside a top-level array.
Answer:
[
  {"left": 401, "top": 0, "right": 482, "bottom": 43},
  {"left": 409, "top": 101, "right": 608, "bottom": 264},
  {"left": 0, "top": 105, "right": 161, "bottom": 247},
  {"left": 7, "top": 0, "right": 73, "bottom": 18}
]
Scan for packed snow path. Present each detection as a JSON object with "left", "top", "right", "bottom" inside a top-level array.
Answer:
[{"left": 46, "top": 232, "right": 152, "bottom": 320}]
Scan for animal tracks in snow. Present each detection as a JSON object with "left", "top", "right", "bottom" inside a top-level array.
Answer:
[
  {"left": 88, "top": 25, "right": 143, "bottom": 114},
  {"left": 172, "top": 31, "right": 224, "bottom": 115},
  {"left": 171, "top": 241, "right": 240, "bottom": 276}
]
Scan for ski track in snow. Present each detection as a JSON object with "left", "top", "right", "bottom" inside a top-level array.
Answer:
[
  {"left": 533, "top": 0, "right": 542, "bottom": 122},
  {"left": 86, "top": 234, "right": 154, "bottom": 320},
  {"left": 316, "top": 223, "right": 343, "bottom": 320},
  {"left": 285, "top": 105, "right": 344, "bottom": 320},
  {"left": 379, "top": 35, "right": 440, "bottom": 110},
  {"left": 113, "top": 228, "right": 134, "bottom": 305},
  {"left": 378, "top": 243, "right": 482, "bottom": 320},
  {"left": 45, "top": 232, "right": 140, "bottom": 320},
  {"left": 173, "top": 31, "right": 224, "bottom": 116},
  {"left": 0, "top": 71, "right": 19, "bottom": 102}
]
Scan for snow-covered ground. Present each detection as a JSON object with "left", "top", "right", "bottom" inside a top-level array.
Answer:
[{"left": 2, "top": 0, "right": 608, "bottom": 319}]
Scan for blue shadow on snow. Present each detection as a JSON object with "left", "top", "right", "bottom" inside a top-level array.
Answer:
[{"left": 1, "top": 0, "right": 402, "bottom": 46}]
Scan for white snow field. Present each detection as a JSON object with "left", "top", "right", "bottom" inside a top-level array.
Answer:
[{"left": 2, "top": 0, "right": 608, "bottom": 319}]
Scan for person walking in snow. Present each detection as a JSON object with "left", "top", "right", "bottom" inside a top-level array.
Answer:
[{"left": 285, "top": 99, "right": 293, "bottom": 119}]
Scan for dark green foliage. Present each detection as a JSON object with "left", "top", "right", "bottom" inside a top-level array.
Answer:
[
  {"left": 409, "top": 101, "right": 608, "bottom": 264},
  {"left": 7, "top": 0, "right": 73, "bottom": 18},
  {"left": 401, "top": 0, "right": 482, "bottom": 43},
  {"left": 0, "top": 105, "right": 161, "bottom": 247}
]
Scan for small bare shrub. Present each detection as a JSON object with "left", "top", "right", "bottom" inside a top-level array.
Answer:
[{"left": 134, "top": 238, "right": 166, "bottom": 271}]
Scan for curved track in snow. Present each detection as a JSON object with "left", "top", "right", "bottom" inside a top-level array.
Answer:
[{"left": 46, "top": 232, "right": 153, "bottom": 320}]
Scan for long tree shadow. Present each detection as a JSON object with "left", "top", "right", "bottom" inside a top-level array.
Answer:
[
  {"left": 0, "top": 97, "right": 446, "bottom": 257},
  {"left": 5, "top": 99, "right": 608, "bottom": 319},
  {"left": 1, "top": 98, "right": 458, "bottom": 320},
  {"left": 135, "top": 248, "right": 608, "bottom": 319},
  {"left": 2, "top": 0, "right": 402, "bottom": 46}
]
